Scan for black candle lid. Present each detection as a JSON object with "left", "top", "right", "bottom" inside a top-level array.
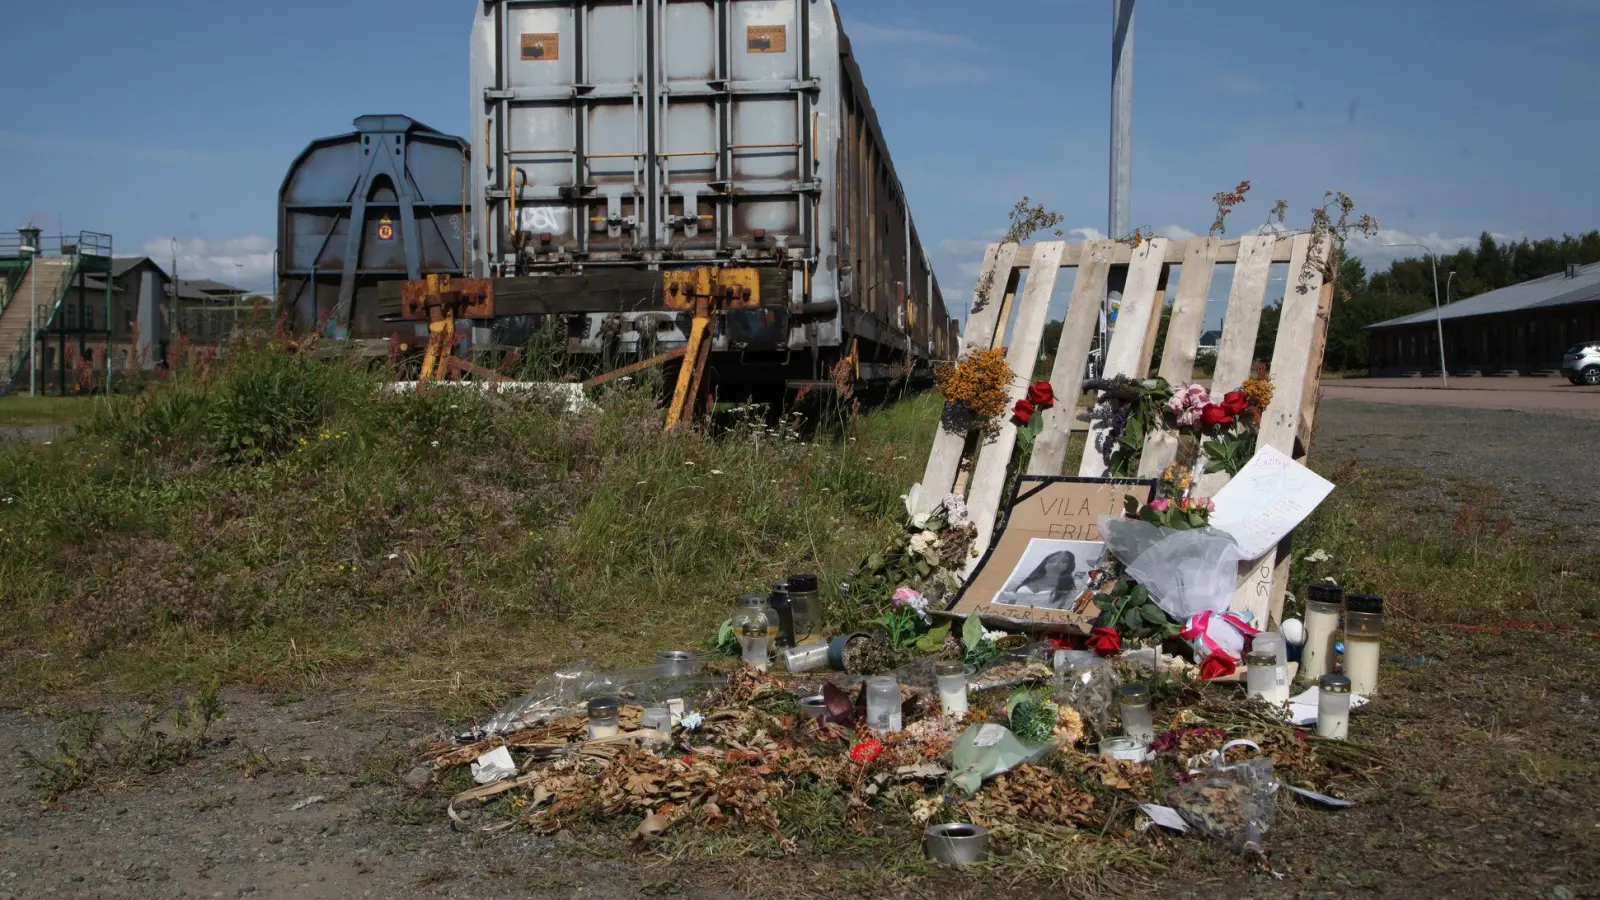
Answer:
[
  {"left": 1306, "top": 582, "right": 1345, "bottom": 604},
  {"left": 1345, "top": 594, "right": 1384, "bottom": 616},
  {"left": 788, "top": 573, "right": 820, "bottom": 592}
]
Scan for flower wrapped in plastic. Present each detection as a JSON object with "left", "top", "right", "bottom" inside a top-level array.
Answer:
[{"left": 1097, "top": 515, "right": 1245, "bottom": 622}]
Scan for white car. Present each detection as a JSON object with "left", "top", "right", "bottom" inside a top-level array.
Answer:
[{"left": 1561, "top": 341, "right": 1600, "bottom": 385}]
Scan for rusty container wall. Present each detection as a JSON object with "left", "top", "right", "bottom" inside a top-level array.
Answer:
[
  {"left": 278, "top": 115, "right": 470, "bottom": 338},
  {"left": 469, "top": 0, "right": 949, "bottom": 374}
]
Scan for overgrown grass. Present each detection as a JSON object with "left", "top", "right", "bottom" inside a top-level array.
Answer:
[
  {"left": 0, "top": 395, "right": 101, "bottom": 428},
  {"left": 0, "top": 337, "right": 926, "bottom": 715}
]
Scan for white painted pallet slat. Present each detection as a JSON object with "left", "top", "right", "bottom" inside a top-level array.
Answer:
[
  {"left": 1138, "top": 237, "right": 1223, "bottom": 479},
  {"left": 1078, "top": 238, "right": 1169, "bottom": 477},
  {"left": 963, "top": 242, "right": 1067, "bottom": 575},
  {"left": 1027, "top": 241, "right": 1112, "bottom": 476},
  {"left": 913, "top": 242, "right": 1017, "bottom": 514},
  {"left": 1194, "top": 232, "right": 1278, "bottom": 498}
]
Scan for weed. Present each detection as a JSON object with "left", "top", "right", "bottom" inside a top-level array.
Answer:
[{"left": 19, "top": 682, "right": 225, "bottom": 801}]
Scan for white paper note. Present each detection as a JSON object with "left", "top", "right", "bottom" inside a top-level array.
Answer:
[
  {"left": 1209, "top": 446, "right": 1336, "bottom": 560},
  {"left": 1140, "top": 804, "right": 1191, "bottom": 832},
  {"left": 1287, "top": 685, "right": 1370, "bottom": 726},
  {"left": 470, "top": 746, "right": 517, "bottom": 785}
]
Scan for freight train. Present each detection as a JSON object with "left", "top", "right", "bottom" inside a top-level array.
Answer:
[{"left": 278, "top": 0, "right": 959, "bottom": 396}]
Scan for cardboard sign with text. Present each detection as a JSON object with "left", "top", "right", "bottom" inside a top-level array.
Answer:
[{"left": 947, "top": 477, "right": 1155, "bottom": 630}]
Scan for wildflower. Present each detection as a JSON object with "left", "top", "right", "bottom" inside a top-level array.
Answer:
[
  {"left": 1304, "top": 549, "right": 1331, "bottom": 563},
  {"left": 430, "top": 440, "right": 440, "bottom": 448},
  {"left": 981, "top": 628, "right": 1009, "bottom": 643}
]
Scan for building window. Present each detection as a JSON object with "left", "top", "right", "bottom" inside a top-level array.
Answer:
[{"left": 66, "top": 303, "right": 76, "bottom": 327}]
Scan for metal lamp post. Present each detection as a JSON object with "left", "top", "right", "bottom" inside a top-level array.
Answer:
[
  {"left": 1384, "top": 242, "right": 1448, "bottom": 387},
  {"left": 1103, "top": 0, "right": 1136, "bottom": 376},
  {"left": 19, "top": 240, "right": 38, "bottom": 396}
]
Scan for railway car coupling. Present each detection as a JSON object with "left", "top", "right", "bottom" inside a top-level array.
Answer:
[
  {"left": 400, "top": 275, "right": 498, "bottom": 382},
  {"left": 661, "top": 267, "right": 760, "bottom": 432}
]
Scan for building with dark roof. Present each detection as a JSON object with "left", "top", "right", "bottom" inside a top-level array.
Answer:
[{"left": 1365, "top": 262, "right": 1600, "bottom": 375}]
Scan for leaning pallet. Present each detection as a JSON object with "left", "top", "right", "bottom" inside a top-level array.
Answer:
[{"left": 915, "top": 234, "right": 1334, "bottom": 629}]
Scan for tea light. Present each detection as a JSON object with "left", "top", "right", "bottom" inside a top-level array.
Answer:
[
  {"left": 935, "top": 660, "right": 968, "bottom": 718},
  {"left": 1316, "top": 674, "right": 1352, "bottom": 740},
  {"left": 1343, "top": 594, "right": 1384, "bottom": 695}
]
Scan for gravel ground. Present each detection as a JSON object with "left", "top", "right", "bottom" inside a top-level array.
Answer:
[{"left": 1315, "top": 398, "right": 1599, "bottom": 551}]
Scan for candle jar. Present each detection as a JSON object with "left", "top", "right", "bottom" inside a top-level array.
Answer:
[
  {"left": 586, "top": 696, "right": 621, "bottom": 740},
  {"left": 864, "top": 675, "right": 903, "bottom": 733},
  {"left": 1343, "top": 594, "right": 1384, "bottom": 695},
  {"left": 1251, "top": 633, "right": 1287, "bottom": 667},
  {"left": 739, "top": 621, "right": 771, "bottom": 672},
  {"left": 732, "top": 594, "right": 780, "bottom": 643},
  {"left": 640, "top": 707, "right": 672, "bottom": 743},
  {"left": 783, "top": 640, "right": 830, "bottom": 674},
  {"left": 1245, "top": 651, "right": 1288, "bottom": 705},
  {"left": 1316, "top": 674, "right": 1352, "bottom": 740},
  {"left": 1054, "top": 649, "right": 1096, "bottom": 674},
  {"left": 768, "top": 584, "right": 796, "bottom": 648},
  {"left": 1119, "top": 683, "right": 1155, "bottom": 744},
  {"left": 936, "top": 660, "right": 968, "bottom": 718},
  {"left": 786, "top": 574, "right": 821, "bottom": 644},
  {"left": 655, "top": 650, "right": 702, "bottom": 680},
  {"left": 1301, "top": 583, "right": 1344, "bottom": 681}
]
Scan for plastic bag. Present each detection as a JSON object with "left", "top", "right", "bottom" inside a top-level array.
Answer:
[
  {"left": 1100, "top": 517, "right": 1245, "bottom": 621},
  {"left": 944, "top": 723, "right": 1056, "bottom": 796},
  {"left": 483, "top": 662, "right": 723, "bottom": 735},
  {"left": 1165, "top": 740, "right": 1278, "bottom": 855},
  {"left": 1181, "top": 610, "right": 1260, "bottom": 669},
  {"left": 1052, "top": 654, "right": 1121, "bottom": 735}
]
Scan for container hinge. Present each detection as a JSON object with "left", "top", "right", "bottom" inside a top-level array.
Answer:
[
  {"left": 483, "top": 89, "right": 515, "bottom": 101},
  {"left": 791, "top": 79, "right": 822, "bottom": 93}
]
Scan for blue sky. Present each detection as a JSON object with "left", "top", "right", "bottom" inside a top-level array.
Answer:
[{"left": 2, "top": 0, "right": 1596, "bottom": 322}]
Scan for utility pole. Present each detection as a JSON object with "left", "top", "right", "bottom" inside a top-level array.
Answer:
[{"left": 1103, "top": 0, "right": 1136, "bottom": 374}]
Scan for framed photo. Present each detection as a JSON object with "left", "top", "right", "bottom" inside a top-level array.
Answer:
[{"left": 946, "top": 476, "right": 1156, "bottom": 630}]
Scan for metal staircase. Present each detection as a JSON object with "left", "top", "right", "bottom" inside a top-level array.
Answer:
[{"left": 0, "top": 256, "right": 77, "bottom": 392}]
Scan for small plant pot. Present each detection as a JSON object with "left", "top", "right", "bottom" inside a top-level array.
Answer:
[{"left": 827, "top": 632, "right": 868, "bottom": 670}]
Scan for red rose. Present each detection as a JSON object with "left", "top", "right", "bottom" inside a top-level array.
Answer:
[
  {"left": 1200, "top": 404, "right": 1234, "bottom": 427},
  {"left": 1027, "top": 381, "right": 1055, "bottom": 407},
  {"left": 1199, "top": 655, "right": 1237, "bottom": 680},
  {"left": 1221, "top": 391, "right": 1248, "bottom": 416},
  {"left": 849, "top": 738, "right": 883, "bottom": 763},
  {"left": 1087, "top": 626, "right": 1122, "bottom": 657},
  {"left": 1012, "top": 398, "right": 1036, "bottom": 424}
]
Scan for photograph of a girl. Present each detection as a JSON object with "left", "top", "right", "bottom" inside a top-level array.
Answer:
[{"left": 991, "top": 539, "right": 1104, "bottom": 610}]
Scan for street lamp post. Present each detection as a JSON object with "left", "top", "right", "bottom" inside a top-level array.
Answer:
[{"left": 1384, "top": 242, "right": 1448, "bottom": 388}]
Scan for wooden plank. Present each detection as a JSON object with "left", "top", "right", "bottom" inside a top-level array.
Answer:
[
  {"left": 1027, "top": 241, "right": 1113, "bottom": 475},
  {"left": 1194, "top": 233, "right": 1277, "bottom": 499},
  {"left": 1010, "top": 235, "right": 1294, "bottom": 269},
  {"left": 1228, "top": 233, "right": 1326, "bottom": 625},
  {"left": 1077, "top": 238, "right": 1168, "bottom": 477},
  {"left": 1138, "top": 238, "right": 1223, "bottom": 478},
  {"left": 963, "top": 242, "right": 1067, "bottom": 574},
  {"left": 913, "top": 243, "right": 1019, "bottom": 514}
]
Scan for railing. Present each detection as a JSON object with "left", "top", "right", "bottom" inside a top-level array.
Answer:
[{"left": 1, "top": 251, "right": 89, "bottom": 394}]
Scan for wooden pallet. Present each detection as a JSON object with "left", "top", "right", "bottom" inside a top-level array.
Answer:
[{"left": 915, "top": 234, "right": 1335, "bottom": 628}]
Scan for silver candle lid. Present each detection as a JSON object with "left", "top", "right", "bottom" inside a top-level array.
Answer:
[{"left": 1319, "top": 674, "right": 1352, "bottom": 695}]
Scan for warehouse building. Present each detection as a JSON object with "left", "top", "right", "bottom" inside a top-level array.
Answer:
[{"left": 1366, "top": 262, "right": 1600, "bottom": 375}]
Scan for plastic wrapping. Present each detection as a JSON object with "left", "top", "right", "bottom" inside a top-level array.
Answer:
[
  {"left": 483, "top": 662, "right": 724, "bottom": 735},
  {"left": 1052, "top": 654, "right": 1122, "bottom": 735},
  {"left": 1100, "top": 517, "right": 1245, "bottom": 621},
  {"left": 944, "top": 723, "right": 1056, "bottom": 796},
  {"left": 1165, "top": 740, "right": 1279, "bottom": 855}
]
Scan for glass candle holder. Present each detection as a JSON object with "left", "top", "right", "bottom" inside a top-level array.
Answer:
[
  {"left": 655, "top": 650, "right": 701, "bottom": 680},
  {"left": 935, "top": 660, "right": 968, "bottom": 718},
  {"left": 1343, "top": 594, "right": 1384, "bottom": 695},
  {"left": 783, "top": 641, "right": 830, "bottom": 674},
  {"left": 733, "top": 594, "right": 779, "bottom": 643},
  {"left": 1301, "top": 583, "right": 1344, "bottom": 681},
  {"left": 1119, "top": 683, "right": 1155, "bottom": 744},
  {"left": 864, "top": 675, "right": 903, "bottom": 733},
  {"left": 1316, "top": 674, "right": 1352, "bottom": 740},
  {"left": 1245, "top": 651, "right": 1288, "bottom": 705},
  {"left": 640, "top": 707, "right": 672, "bottom": 743},
  {"left": 739, "top": 621, "right": 770, "bottom": 672},
  {"left": 1251, "top": 633, "right": 1287, "bottom": 667},
  {"left": 586, "top": 696, "right": 621, "bottom": 740},
  {"left": 786, "top": 574, "right": 821, "bottom": 644}
]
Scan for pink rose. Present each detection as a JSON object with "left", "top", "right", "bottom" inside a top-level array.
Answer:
[{"left": 1149, "top": 498, "right": 1170, "bottom": 513}]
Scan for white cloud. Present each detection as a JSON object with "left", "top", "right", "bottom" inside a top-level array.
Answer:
[
  {"left": 1343, "top": 227, "right": 1521, "bottom": 267},
  {"left": 143, "top": 234, "right": 275, "bottom": 292},
  {"left": 1068, "top": 227, "right": 1107, "bottom": 242},
  {"left": 1156, "top": 225, "right": 1197, "bottom": 241}
]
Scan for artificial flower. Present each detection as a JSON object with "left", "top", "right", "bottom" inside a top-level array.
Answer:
[
  {"left": 1013, "top": 398, "right": 1036, "bottom": 425},
  {"left": 1149, "top": 497, "right": 1170, "bottom": 513},
  {"left": 1027, "top": 381, "right": 1055, "bottom": 406},
  {"left": 892, "top": 586, "right": 932, "bottom": 622},
  {"left": 1087, "top": 626, "right": 1122, "bottom": 657},
  {"left": 1221, "top": 391, "right": 1249, "bottom": 416},
  {"left": 1199, "top": 655, "right": 1237, "bottom": 680},
  {"left": 1200, "top": 404, "right": 1234, "bottom": 428},
  {"left": 849, "top": 738, "right": 884, "bottom": 763}
]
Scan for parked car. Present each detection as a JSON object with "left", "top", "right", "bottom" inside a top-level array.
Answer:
[{"left": 1561, "top": 341, "right": 1600, "bottom": 385}]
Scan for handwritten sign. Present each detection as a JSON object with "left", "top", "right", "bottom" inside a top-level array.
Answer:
[{"left": 1209, "top": 446, "right": 1334, "bottom": 560}]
